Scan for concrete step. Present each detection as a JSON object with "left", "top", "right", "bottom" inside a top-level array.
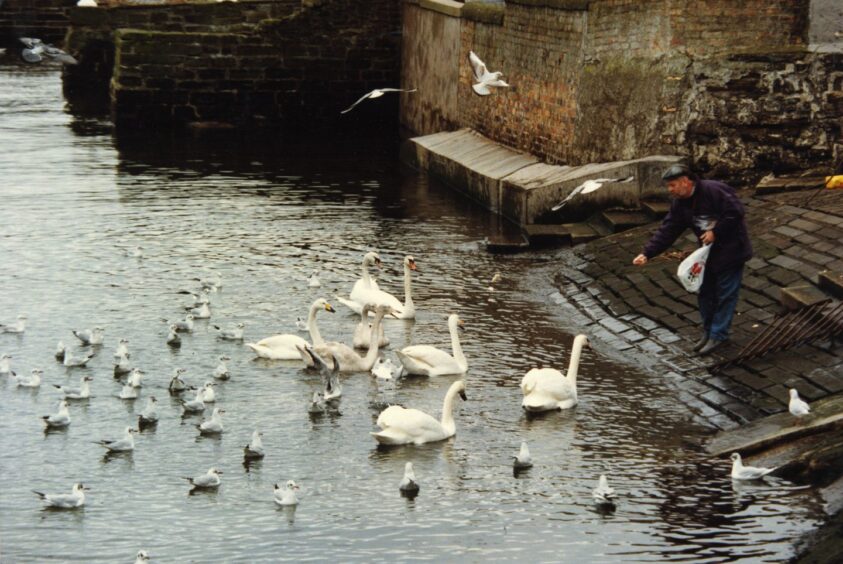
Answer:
[
  {"left": 485, "top": 233, "right": 529, "bottom": 253},
  {"left": 640, "top": 199, "right": 670, "bottom": 220},
  {"left": 755, "top": 175, "right": 826, "bottom": 195},
  {"left": 562, "top": 222, "right": 600, "bottom": 245},
  {"left": 599, "top": 210, "right": 652, "bottom": 233},
  {"left": 524, "top": 224, "right": 572, "bottom": 245},
  {"left": 780, "top": 284, "right": 831, "bottom": 311},
  {"left": 818, "top": 271, "right": 843, "bottom": 300}
]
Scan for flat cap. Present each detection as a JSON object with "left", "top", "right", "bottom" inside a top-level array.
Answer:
[{"left": 661, "top": 164, "right": 692, "bottom": 182}]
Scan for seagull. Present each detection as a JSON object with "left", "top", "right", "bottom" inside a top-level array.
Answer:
[
  {"left": 468, "top": 51, "right": 510, "bottom": 96},
  {"left": 113, "top": 338, "right": 129, "bottom": 359},
  {"left": 55, "top": 342, "right": 67, "bottom": 362},
  {"left": 63, "top": 350, "right": 95, "bottom": 368},
  {"left": 0, "top": 354, "right": 13, "bottom": 375},
  {"left": 273, "top": 480, "right": 299, "bottom": 506},
  {"left": 372, "top": 356, "right": 398, "bottom": 380},
  {"left": 551, "top": 176, "right": 635, "bottom": 211},
  {"left": 730, "top": 452, "right": 776, "bottom": 480},
  {"left": 340, "top": 88, "right": 417, "bottom": 114},
  {"left": 788, "top": 389, "right": 810, "bottom": 417},
  {"left": 168, "top": 368, "right": 188, "bottom": 394},
  {"left": 114, "top": 353, "right": 132, "bottom": 377},
  {"left": 214, "top": 323, "right": 244, "bottom": 340},
  {"left": 213, "top": 355, "right": 231, "bottom": 380},
  {"left": 513, "top": 441, "right": 533, "bottom": 471},
  {"left": 73, "top": 327, "right": 104, "bottom": 346},
  {"left": 42, "top": 400, "right": 71, "bottom": 428},
  {"left": 295, "top": 316, "right": 308, "bottom": 332},
  {"left": 189, "top": 303, "right": 211, "bottom": 319},
  {"left": 54, "top": 375, "right": 92, "bottom": 399},
  {"left": 134, "top": 550, "right": 150, "bottom": 564},
  {"left": 300, "top": 345, "right": 341, "bottom": 401},
  {"left": 0, "top": 314, "right": 27, "bottom": 333},
  {"left": 33, "top": 483, "right": 87, "bottom": 509},
  {"left": 97, "top": 426, "right": 136, "bottom": 452},
  {"left": 399, "top": 462, "right": 420, "bottom": 497},
  {"left": 184, "top": 468, "right": 222, "bottom": 489},
  {"left": 127, "top": 368, "right": 144, "bottom": 388},
  {"left": 198, "top": 407, "right": 224, "bottom": 434},
  {"left": 166, "top": 324, "right": 182, "bottom": 347},
  {"left": 308, "top": 391, "right": 327, "bottom": 415},
  {"left": 592, "top": 474, "right": 617, "bottom": 505},
  {"left": 170, "top": 314, "right": 195, "bottom": 333},
  {"left": 197, "top": 271, "right": 222, "bottom": 290},
  {"left": 200, "top": 381, "right": 216, "bottom": 403},
  {"left": 16, "top": 368, "right": 42, "bottom": 388},
  {"left": 243, "top": 430, "right": 265, "bottom": 460},
  {"left": 118, "top": 383, "right": 138, "bottom": 400},
  {"left": 308, "top": 270, "right": 321, "bottom": 288},
  {"left": 182, "top": 387, "right": 206, "bottom": 413},
  {"left": 186, "top": 290, "right": 210, "bottom": 309},
  {"left": 138, "top": 396, "right": 159, "bottom": 427},
  {"left": 490, "top": 272, "right": 502, "bottom": 285}
]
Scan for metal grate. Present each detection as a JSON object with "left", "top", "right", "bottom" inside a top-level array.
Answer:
[{"left": 709, "top": 300, "right": 843, "bottom": 373}]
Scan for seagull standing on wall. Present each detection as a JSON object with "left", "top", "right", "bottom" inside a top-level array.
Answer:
[
  {"left": 340, "top": 88, "right": 418, "bottom": 114},
  {"left": 551, "top": 176, "right": 635, "bottom": 211},
  {"left": 468, "top": 51, "right": 510, "bottom": 96}
]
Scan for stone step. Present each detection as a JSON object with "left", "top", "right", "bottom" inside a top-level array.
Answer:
[
  {"left": 599, "top": 210, "right": 652, "bottom": 233},
  {"left": 640, "top": 199, "right": 670, "bottom": 219},
  {"left": 818, "top": 271, "right": 843, "bottom": 300},
  {"left": 780, "top": 284, "right": 831, "bottom": 311},
  {"left": 484, "top": 233, "right": 529, "bottom": 253},
  {"left": 755, "top": 175, "right": 827, "bottom": 195},
  {"left": 562, "top": 222, "right": 600, "bottom": 245},
  {"left": 524, "top": 224, "right": 572, "bottom": 245}
]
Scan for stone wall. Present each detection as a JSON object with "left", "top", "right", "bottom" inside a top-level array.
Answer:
[
  {"left": 0, "top": 0, "right": 75, "bottom": 47},
  {"left": 403, "top": 0, "right": 840, "bottom": 184}
]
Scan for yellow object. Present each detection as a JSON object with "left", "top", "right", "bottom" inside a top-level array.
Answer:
[{"left": 826, "top": 175, "right": 843, "bottom": 189}]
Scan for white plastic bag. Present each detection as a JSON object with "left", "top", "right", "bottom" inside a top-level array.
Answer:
[{"left": 677, "top": 244, "right": 712, "bottom": 293}]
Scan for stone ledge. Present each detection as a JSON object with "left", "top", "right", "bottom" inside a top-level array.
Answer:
[
  {"left": 507, "top": 0, "right": 589, "bottom": 10},
  {"left": 418, "top": 0, "right": 463, "bottom": 18},
  {"left": 462, "top": 2, "right": 504, "bottom": 25}
]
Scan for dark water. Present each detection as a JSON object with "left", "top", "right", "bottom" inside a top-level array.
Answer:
[{"left": 0, "top": 64, "right": 823, "bottom": 563}]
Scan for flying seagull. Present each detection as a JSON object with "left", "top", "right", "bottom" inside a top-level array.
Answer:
[
  {"left": 468, "top": 51, "right": 510, "bottom": 96},
  {"left": 551, "top": 176, "right": 635, "bottom": 211},
  {"left": 19, "top": 37, "right": 78, "bottom": 65},
  {"left": 341, "top": 88, "right": 417, "bottom": 114}
]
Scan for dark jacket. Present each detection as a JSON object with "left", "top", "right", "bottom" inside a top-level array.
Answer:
[{"left": 643, "top": 179, "right": 752, "bottom": 273}]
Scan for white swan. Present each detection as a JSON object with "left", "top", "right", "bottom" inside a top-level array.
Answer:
[
  {"left": 246, "top": 298, "right": 335, "bottom": 360},
  {"left": 396, "top": 313, "right": 467, "bottom": 377},
  {"left": 352, "top": 304, "right": 389, "bottom": 349},
  {"left": 520, "top": 334, "right": 588, "bottom": 412},
  {"left": 300, "top": 305, "right": 392, "bottom": 372},
  {"left": 371, "top": 379, "right": 467, "bottom": 445},
  {"left": 339, "top": 255, "right": 416, "bottom": 318}
]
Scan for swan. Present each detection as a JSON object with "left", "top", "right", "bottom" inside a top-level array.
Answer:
[
  {"left": 300, "top": 305, "right": 392, "bottom": 372},
  {"left": 371, "top": 379, "right": 467, "bottom": 445},
  {"left": 338, "top": 254, "right": 415, "bottom": 318},
  {"left": 396, "top": 313, "right": 467, "bottom": 377},
  {"left": 246, "top": 298, "right": 335, "bottom": 360},
  {"left": 352, "top": 304, "right": 389, "bottom": 349},
  {"left": 520, "top": 334, "right": 588, "bottom": 412}
]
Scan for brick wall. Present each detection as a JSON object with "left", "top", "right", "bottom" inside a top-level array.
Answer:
[{"left": 0, "top": 0, "right": 76, "bottom": 47}]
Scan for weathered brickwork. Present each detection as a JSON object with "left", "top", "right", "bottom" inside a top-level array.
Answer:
[
  {"left": 0, "top": 0, "right": 75, "bottom": 47},
  {"left": 403, "top": 0, "right": 838, "bottom": 184}
]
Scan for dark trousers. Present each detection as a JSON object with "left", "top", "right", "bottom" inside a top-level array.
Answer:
[{"left": 698, "top": 264, "right": 744, "bottom": 341}]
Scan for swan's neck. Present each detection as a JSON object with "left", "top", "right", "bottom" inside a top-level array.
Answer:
[
  {"left": 403, "top": 265, "right": 414, "bottom": 309},
  {"left": 252, "top": 434, "right": 263, "bottom": 449},
  {"left": 307, "top": 304, "right": 324, "bottom": 346},
  {"left": 362, "top": 312, "right": 386, "bottom": 370},
  {"left": 565, "top": 337, "right": 585, "bottom": 389},
  {"left": 439, "top": 385, "right": 460, "bottom": 435},
  {"left": 362, "top": 260, "right": 374, "bottom": 289},
  {"left": 449, "top": 322, "right": 467, "bottom": 370}
]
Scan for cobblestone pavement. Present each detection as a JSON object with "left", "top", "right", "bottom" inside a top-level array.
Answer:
[{"left": 552, "top": 187, "right": 843, "bottom": 431}]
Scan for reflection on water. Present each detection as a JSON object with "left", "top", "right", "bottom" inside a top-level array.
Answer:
[{"left": 0, "top": 63, "right": 823, "bottom": 562}]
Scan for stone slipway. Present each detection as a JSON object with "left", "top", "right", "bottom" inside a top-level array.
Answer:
[{"left": 402, "top": 128, "right": 682, "bottom": 225}]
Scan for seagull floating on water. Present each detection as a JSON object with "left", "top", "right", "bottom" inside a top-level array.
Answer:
[
  {"left": 42, "top": 400, "right": 71, "bottom": 428},
  {"left": 295, "top": 316, "right": 308, "bottom": 332},
  {"left": 33, "top": 483, "right": 87, "bottom": 509},
  {"left": 789, "top": 389, "right": 810, "bottom": 417},
  {"left": 166, "top": 325, "right": 182, "bottom": 347},
  {"left": 170, "top": 314, "right": 195, "bottom": 333},
  {"left": 114, "top": 353, "right": 132, "bottom": 377},
  {"left": 55, "top": 341, "right": 67, "bottom": 362},
  {"left": 184, "top": 468, "right": 222, "bottom": 489},
  {"left": 16, "top": 368, "right": 42, "bottom": 388},
  {"left": 182, "top": 387, "right": 206, "bottom": 413},
  {"left": 54, "top": 375, "right": 92, "bottom": 399},
  {"left": 0, "top": 353, "right": 13, "bottom": 375},
  {"left": 0, "top": 314, "right": 27, "bottom": 333},
  {"left": 468, "top": 51, "right": 509, "bottom": 96},
  {"left": 730, "top": 452, "right": 776, "bottom": 481},
  {"left": 214, "top": 322, "right": 244, "bottom": 340},
  {"left": 119, "top": 383, "right": 138, "bottom": 400},
  {"left": 308, "top": 391, "right": 327, "bottom": 415},
  {"left": 97, "top": 426, "right": 136, "bottom": 452},
  {"left": 73, "top": 327, "right": 104, "bottom": 346},
  {"left": 200, "top": 381, "right": 216, "bottom": 403},
  {"left": 244, "top": 430, "right": 265, "bottom": 460},
  {"left": 399, "top": 462, "right": 420, "bottom": 497},
  {"left": 513, "top": 441, "right": 533, "bottom": 471},
  {"left": 551, "top": 176, "right": 635, "bottom": 211},
  {"left": 134, "top": 550, "right": 150, "bottom": 564},
  {"left": 168, "top": 368, "right": 188, "bottom": 394},
  {"left": 308, "top": 270, "right": 321, "bottom": 288},
  {"left": 198, "top": 407, "right": 224, "bottom": 434},
  {"left": 190, "top": 303, "right": 211, "bottom": 319},
  {"left": 372, "top": 356, "right": 398, "bottom": 380},
  {"left": 592, "top": 474, "right": 617, "bottom": 505},
  {"left": 213, "top": 355, "right": 231, "bottom": 380},
  {"left": 340, "top": 88, "right": 417, "bottom": 114},
  {"left": 113, "top": 338, "right": 129, "bottom": 359},
  {"left": 274, "top": 480, "right": 299, "bottom": 506},
  {"left": 138, "top": 396, "right": 158, "bottom": 427},
  {"left": 63, "top": 350, "right": 95, "bottom": 368},
  {"left": 128, "top": 368, "right": 144, "bottom": 388}
]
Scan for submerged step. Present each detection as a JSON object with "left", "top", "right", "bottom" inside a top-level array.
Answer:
[{"left": 524, "top": 224, "right": 572, "bottom": 245}]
